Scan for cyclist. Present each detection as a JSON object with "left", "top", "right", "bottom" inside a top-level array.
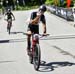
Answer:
[
  {"left": 26, "top": 5, "right": 47, "bottom": 55},
  {"left": 4, "top": 8, "right": 15, "bottom": 31}
]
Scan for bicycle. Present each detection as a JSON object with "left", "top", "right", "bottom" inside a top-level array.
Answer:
[
  {"left": 4, "top": 19, "right": 15, "bottom": 34},
  {"left": 25, "top": 33, "right": 49, "bottom": 71}
]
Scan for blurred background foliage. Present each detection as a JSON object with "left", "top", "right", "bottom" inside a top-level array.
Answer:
[{"left": 0, "top": 0, "right": 74, "bottom": 10}]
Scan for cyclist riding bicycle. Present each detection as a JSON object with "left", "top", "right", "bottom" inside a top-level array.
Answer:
[
  {"left": 27, "top": 5, "right": 47, "bottom": 55},
  {"left": 4, "top": 8, "right": 15, "bottom": 31}
]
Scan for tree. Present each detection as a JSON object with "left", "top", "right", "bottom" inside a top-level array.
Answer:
[{"left": 45, "top": 0, "right": 54, "bottom": 5}]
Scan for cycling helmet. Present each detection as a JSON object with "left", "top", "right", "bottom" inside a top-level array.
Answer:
[
  {"left": 39, "top": 5, "right": 47, "bottom": 12},
  {"left": 7, "top": 8, "right": 11, "bottom": 12}
]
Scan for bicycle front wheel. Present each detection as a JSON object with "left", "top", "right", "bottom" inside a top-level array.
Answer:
[
  {"left": 7, "top": 24, "right": 11, "bottom": 34},
  {"left": 33, "top": 44, "right": 41, "bottom": 71}
]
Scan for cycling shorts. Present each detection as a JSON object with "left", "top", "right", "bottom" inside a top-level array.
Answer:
[{"left": 27, "top": 24, "right": 39, "bottom": 34}]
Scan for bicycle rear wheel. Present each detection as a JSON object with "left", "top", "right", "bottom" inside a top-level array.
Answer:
[
  {"left": 33, "top": 44, "right": 41, "bottom": 71},
  {"left": 8, "top": 27, "right": 11, "bottom": 34}
]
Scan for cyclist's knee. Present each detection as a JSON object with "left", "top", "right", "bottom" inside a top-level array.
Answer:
[{"left": 27, "top": 31, "right": 32, "bottom": 35}]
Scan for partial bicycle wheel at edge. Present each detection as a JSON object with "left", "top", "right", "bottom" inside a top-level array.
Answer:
[{"left": 33, "top": 44, "right": 41, "bottom": 71}]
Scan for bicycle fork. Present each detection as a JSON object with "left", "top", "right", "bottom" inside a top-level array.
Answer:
[{"left": 32, "top": 38, "right": 39, "bottom": 56}]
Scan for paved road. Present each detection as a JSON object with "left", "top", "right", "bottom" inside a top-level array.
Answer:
[{"left": 0, "top": 10, "right": 75, "bottom": 74}]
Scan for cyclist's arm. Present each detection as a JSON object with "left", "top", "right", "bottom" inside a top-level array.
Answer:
[
  {"left": 29, "top": 12, "right": 41, "bottom": 24},
  {"left": 30, "top": 16, "right": 40, "bottom": 24},
  {"left": 42, "top": 23, "right": 46, "bottom": 34},
  {"left": 41, "top": 15, "right": 46, "bottom": 34},
  {"left": 4, "top": 12, "right": 7, "bottom": 20},
  {"left": 11, "top": 13, "right": 15, "bottom": 20},
  {"left": 4, "top": 12, "right": 7, "bottom": 17}
]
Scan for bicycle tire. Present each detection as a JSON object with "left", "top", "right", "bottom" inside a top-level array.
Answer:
[
  {"left": 7, "top": 24, "right": 11, "bottom": 34},
  {"left": 33, "top": 44, "right": 41, "bottom": 71},
  {"left": 8, "top": 27, "right": 10, "bottom": 34}
]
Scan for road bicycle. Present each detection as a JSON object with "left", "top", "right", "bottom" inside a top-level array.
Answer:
[
  {"left": 25, "top": 33, "right": 49, "bottom": 71},
  {"left": 4, "top": 19, "right": 15, "bottom": 34}
]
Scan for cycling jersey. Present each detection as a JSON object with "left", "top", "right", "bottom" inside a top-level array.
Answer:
[
  {"left": 6, "top": 12, "right": 13, "bottom": 20},
  {"left": 28, "top": 12, "right": 46, "bottom": 34},
  {"left": 30, "top": 12, "right": 46, "bottom": 24}
]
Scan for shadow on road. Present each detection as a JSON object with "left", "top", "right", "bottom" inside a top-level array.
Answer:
[
  {"left": 1, "top": 34, "right": 75, "bottom": 44},
  {"left": 0, "top": 40, "right": 9, "bottom": 43},
  {"left": 10, "top": 32, "right": 25, "bottom": 35},
  {"left": 0, "top": 38, "right": 27, "bottom": 44},
  {"left": 40, "top": 34, "right": 75, "bottom": 40},
  {"left": 52, "top": 45, "right": 75, "bottom": 59},
  {"left": 39, "top": 61, "right": 75, "bottom": 72},
  {"left": 0, "top": 60, "right": 15, "bottom": 64},
  {"left": 11, "top": 32, "right": 75, "bottom": 40}
]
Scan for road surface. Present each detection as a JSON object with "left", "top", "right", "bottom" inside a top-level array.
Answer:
[{"left": 0, "top": 10, "right": 75, "bottom": 74}]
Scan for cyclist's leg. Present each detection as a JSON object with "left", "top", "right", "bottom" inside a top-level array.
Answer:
[
  {"left": 27, "top": 31, "right": 31, "bottom": 51},
  {"left": 27, "top": 24, "right": 39, "bottom": 55},
  {"left": 9, "top": 19, "right": 12, "bottom": 28},
  {"left": 27, "top": 25, "right": 32, "bottom": 55},
  {"left": 7, "top": 19, "right": 12, "bottom": 30},
  {"left": 7, "top": 19, "right": 9, "bottom": 31}
]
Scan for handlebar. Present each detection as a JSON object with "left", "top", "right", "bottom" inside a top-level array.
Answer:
[{"left": 23, "top": 33, "right": 49, "bottom": 37}]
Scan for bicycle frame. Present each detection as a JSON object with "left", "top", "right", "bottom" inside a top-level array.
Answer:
[
  {"left": 25, "top": 33, "right": 49, "bottom": 70},
  {"left": 32, "top": 34, "right": 39, "bottom": 56},
  {"left": 28, "top": 33, "right": 49, "bottom": 58},
  {"left": 32, "top": 34, "right": 39, "bottom": 46}
]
